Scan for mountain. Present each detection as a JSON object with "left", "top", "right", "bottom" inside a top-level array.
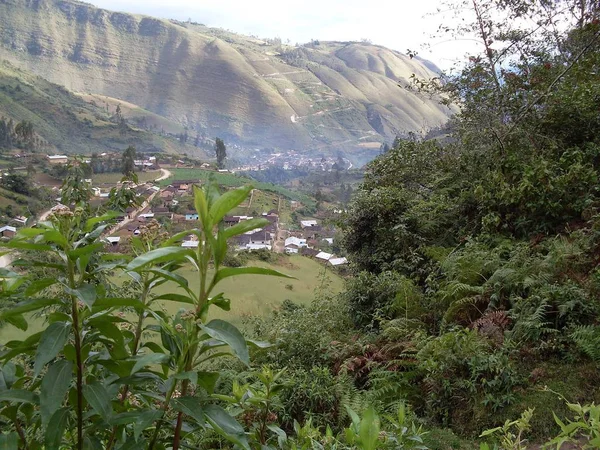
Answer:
[
  {"left": 0, "top": 60, "right": 204, "bottom": 154},
  {"left": 0, "top": 0, "right": 453, "bottom": 152}
]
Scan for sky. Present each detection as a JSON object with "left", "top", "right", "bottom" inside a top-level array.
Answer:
[{"left": 88, "top": 0, "right": 478, "bottom": 70}]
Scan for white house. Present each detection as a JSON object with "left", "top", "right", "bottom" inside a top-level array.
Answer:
[
  {"left": 284, "top": 236, "right": 307, "bottom": 254},
  {"left": 47, "top": 155, "right": 68, "bottom": 164},
  {"left": 182, "top": 241, "right": 199, "bottom": 248},
  {"left": 106, "top": 236, "right": 121, "bottom": 246},
  {"left": 246, "top": 243, "right": 272, "bottom": 251},
  {"left": 328, "top": 257, "right": 348, "bottom": 266},
  {"left": 315, "top": 251, "right": 333, "bottom": 261},
  {"left": 300, "top": 220, "right": 318, "bottom": 228},
  {"left": 0, "top": 225, "right": 16, "bottom": 238}
]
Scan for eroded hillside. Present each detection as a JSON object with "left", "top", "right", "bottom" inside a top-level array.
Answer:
[{"left": 0, "top": 0, "right": 453, "bottom": 150}]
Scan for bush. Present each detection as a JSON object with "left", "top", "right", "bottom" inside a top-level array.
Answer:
[
  {"left": 416, "top": 329, "right": 521, "bottom": 431},
  {"left": 343, "top": 271, "right": 412, "bottom": 330}
]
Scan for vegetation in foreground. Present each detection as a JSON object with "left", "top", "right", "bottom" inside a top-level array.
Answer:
[{"left": 1, "top": 0, "right": 600, "bottom": 448}]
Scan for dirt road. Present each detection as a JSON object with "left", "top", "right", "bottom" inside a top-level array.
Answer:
[{"left": 155, "top": 168, "right": 172, "bottom": 182}]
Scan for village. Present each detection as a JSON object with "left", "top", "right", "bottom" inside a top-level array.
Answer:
[
  {"left": 102, "top": 177, "right": 348, "bottom": 268},
  {"left": 0, "top": 151, "right": 349, "bottom": 270}
]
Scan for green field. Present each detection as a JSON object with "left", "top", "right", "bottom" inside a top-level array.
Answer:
[
  {"left": 92, "top": 170, "right": 161, "bottom": 185},
  {"left": 162, "top": 168, "right": 316, "bottom": 207},
  {"left": 0, "top": 256, "right": 343, "bottom": 341}
]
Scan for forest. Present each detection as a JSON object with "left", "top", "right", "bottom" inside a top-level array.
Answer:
[{"left": 0, "top": 0, "right": 599, "bottom": 448}]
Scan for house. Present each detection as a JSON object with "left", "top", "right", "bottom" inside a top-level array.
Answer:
[
  {"left": 181, "top": 241, "right": 199, "bottom": 248},
  {"left": 246, "top": 243, "right": 272, "bottom": 251},
  {"left": 184, "top": 211, "right": 199, "bottom": 221},
  {"left": 126, "top": 207, "right": 136, "bottom": 219},
  {"left": 328, "top": 257, "right": 348, "bottom": 266},
  {"left": 47, "top": 155, "right": 68, "bottom": 165},
  {"left": 233, "top": 234, "right": 251, "bottom": 248},
  {"left": 300, "top": 220, "right": 318, "bottom": 228},
  {"left": 171, "top": 180, "right": 198, "bottom": 193},
  {"left": 324, "top": 238, "right": 334, "bottom": 245},
  {"left": 126, "top": 224, "right": 140, "bottom": 235},
  {"left": 315, "top": 251, "right": 333, "bottom": 261},
  {"left": 249, "top": 230, "right": 271, "bottom": 245},
  {"left": 264, "top": 214, "right": 279, "bottom": 224},
  {"left": 224, "top": 216, "right": 240, "bottom": 226},
  {"left": 284, "top": 236, "right": 307, "bottom": 254},
  {"left": 160, "top": 189, "right": 175, "bottom": 200},
  {"left": 300, "top": 247, "right": 319, "bottom": 257},
  {"left": 152, "top": 207, "right": 171, "bottom": 217},
  {"left": 106, "top": 236, "right": 121, "bottom": 246},
  {"left": 11, "top": 216, "right": 28, "bottom": 226},
  {"left": 0, "top": 225, "right": 16, "bottom": 238},
  {"left": 138, "top": 213, "right": 155, "bottom": 220}
]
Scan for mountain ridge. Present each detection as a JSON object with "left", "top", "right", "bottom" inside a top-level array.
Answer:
[{"left": 0, "top": 0, "right": 453, "bottom": 151}]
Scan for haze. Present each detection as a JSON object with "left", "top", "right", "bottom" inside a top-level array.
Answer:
[{"left": 88, "top": 0, "right": 472, "bottom": 70}]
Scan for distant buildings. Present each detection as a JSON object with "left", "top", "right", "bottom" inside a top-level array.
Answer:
[{"left": 47, "top": 155, "right": 68, "bottom": 164}]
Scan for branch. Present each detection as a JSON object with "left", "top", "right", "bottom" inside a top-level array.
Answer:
[{"left": 503, "top": 26, "right": 600, "bottom": 139}]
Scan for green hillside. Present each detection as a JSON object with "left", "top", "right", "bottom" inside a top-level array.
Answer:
[
  {"left": 0, "top": 60, "right": 206, "bottom": 155},
  {"left": 0, "top": 0, "right": 453, "bottom": 152}
]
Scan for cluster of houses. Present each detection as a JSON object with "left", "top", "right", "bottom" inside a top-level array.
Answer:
[
  {"left": 229, "top": 211, "right": 279, "bottom": 251},
  {"left": 283, "top": 218, "right": 347, "bottom": 266}
]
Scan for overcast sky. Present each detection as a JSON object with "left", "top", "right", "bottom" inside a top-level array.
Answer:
[{"left": 88, "top": 0, "right": 478, "bottom": 70}]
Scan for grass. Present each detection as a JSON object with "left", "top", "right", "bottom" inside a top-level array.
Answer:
[
  {"left": 153, "top": 256, "right": 343, "bottom": 323},
  {"left": 162, "top": 168, "right": 316, "bottom": 207},
  {"left": 0, "top": 255, "right": 343, "bottom": 340}
]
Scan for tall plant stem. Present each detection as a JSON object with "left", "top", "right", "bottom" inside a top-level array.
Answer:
[
  {"left": 172, "top": 378, "right": 190, "bottom": 450},
  {"left": 68, "top": 260, "right": 84, "bottom": 450}
]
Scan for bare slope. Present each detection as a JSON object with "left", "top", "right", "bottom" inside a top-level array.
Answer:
[
  {"left": 0, "top": 61, "right": 200, "bottom": 154},
  {"left": 0, "top": 0, "right": 453, "bottom": 151}
]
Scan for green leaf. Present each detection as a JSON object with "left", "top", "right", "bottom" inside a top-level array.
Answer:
[
  {"left": 193, "top": 185, "right": 208, "bottom": 228},
  {"left": 209, "top": 185, "right": 253, "bottom": 225},
  {"left": 0, "top": 432, "right": 18, "bottom": 450},
  {"left": 4, "top": 315, "right": 27, "bottom": 332},
  {"left": 148, "top": 268, "right": 192, "bottom": 295},
  {"left": 172, "top": 371, "right": 198, "bottom": 384},
  {"left": 131, "top": 353, "right": 170, "bottom": 374},
  {"left": 67, "top": 242, "right": 104, "bottom": 260},
  {"left": 0, "top": 298, "right": 59, "bottom": 319},
  {"left": 213, "top": 266, "right": 293, "bottom": 286},
  {"left": 126, "top": 247, "right": 191, "bottom": 272},
  {"left": 358, "top": 407, "right": 380, "bottom": 450},
  {"left": 172, "top": 397, "right": 205, "bottom": 425},
  {"left": 83, "top": 382, "right": 112, "bottom": 421},
  {"left": 25, "top": 278, "right": 58, "bottom": 296},
  {"left": 65, "top": 283, "right": 97, "bottom": 309},
  {"left": 223, "top": 218, "right": 269, "bottom": 239},
  {"left": 6, "top": 241, "right": 52, "bottom": 252},
  {"left": 201, "top": 320, "right": 249, "bottom": 366},
  {"left": 44, "top": 407, "right": 69, "bottom": 450},
  {"left": 85, "top": 211, "right": 121, "bottom": 232},
  {"left": 43, "top": 229, "right": 68, "bottom": 247},
  {"left": 110, "top": 410, "right": 162, "bottom": 440},
  {"left": 153, "top": 293, "right": 194, "bottom": 305},
  {"left": 40, "top": 360, "right": 73, "bottom": 426},
  {"left": 204, "top": 404, "right": 249, "bottom": 450},
  {"left": 197, "top": 371, "right": 220, "bottom": 394},
  {"left": 0, "top": 389, "right": 38, "bottom": 404},
  {"left": 34, "top": 322, "right": 71, "bottom": 378},
  {"left": 209, "top": 294, "right": 230, "bottom": 311}
]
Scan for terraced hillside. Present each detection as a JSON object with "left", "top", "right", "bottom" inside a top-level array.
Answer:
[{"left": 0, "top": 0, "right": 453, "bottom": 152}]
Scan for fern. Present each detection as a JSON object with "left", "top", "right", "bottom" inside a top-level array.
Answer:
[{"left": 571, "top": 326, "right": 600, "bottom": 363}]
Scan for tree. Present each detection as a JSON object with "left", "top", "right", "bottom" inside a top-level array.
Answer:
[
  {"left": 115, "top": 104, "right": 127, "bottom": 136},
  {"left": 215, "top": 137, "right": 227, "bottom": 169},
  {"left": 121, "top": 145, "right": 137, "bottom": 179}
]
